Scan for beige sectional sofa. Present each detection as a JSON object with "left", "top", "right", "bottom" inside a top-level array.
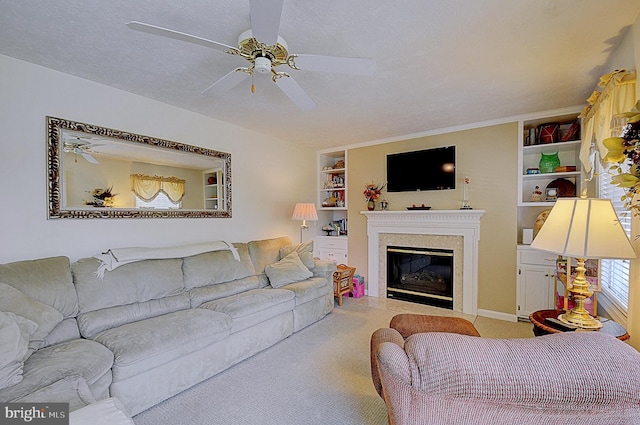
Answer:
[{"left": 0, "top": 236, "right": 335, "bottom": 416}]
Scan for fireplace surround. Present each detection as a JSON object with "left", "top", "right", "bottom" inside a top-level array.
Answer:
[{"left": 362, "top": 210, "right": 485, "bottom": 315}]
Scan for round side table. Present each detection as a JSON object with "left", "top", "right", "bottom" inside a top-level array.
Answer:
[{"left": 529, "top": 309, "right": 629, "bottom": 341}]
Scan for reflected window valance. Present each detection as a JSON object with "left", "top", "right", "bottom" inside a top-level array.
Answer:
[
  {"left": 579, "top": 70, "right": 636, "bottom": 173},
  {"left": 130, "top": 174, "right": 185, "bottom": 203}
]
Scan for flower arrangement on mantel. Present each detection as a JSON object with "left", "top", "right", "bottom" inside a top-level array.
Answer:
[
  {"left": 364, "top": 182, "right": 385, "bottom": 211},
  {"left": 363, "top": 182, "right": 385, "bottom": 201},
  {"left": 603, "top": 100, "right": 640, "bottom": 216},
  {"left": 85, "top": 186, "right": 117, "bottom": 207}
]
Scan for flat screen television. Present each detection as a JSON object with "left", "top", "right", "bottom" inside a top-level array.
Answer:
[{"left": 386, "top": 145, "right": 455, "bottom": 192}]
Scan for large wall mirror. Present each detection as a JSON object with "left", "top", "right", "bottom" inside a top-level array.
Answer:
[{"left": 47, "top": 117, "right": 231, "bottom": 218}]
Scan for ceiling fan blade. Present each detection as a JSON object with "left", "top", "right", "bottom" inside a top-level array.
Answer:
[
  {"left": 202, "top": 68, "right": 250, "bottom": 97},
  {"left": 126, "top": 21, "right": 237, "bottom": 53},
  {"left": 81, "top": 152, "right": 99, "bottom": 165},
  {"left": 249, "top": 0, "right": 283, "bottom": 45},
  {"left": 291, "top": 54, "right": 376, "bottom": 76},
  {"left": 274, "top": 75, "right": 316, "bottom": 111}
]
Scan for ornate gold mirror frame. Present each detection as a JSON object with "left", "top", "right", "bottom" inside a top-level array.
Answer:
[{"left": 47, "top": 116, "right": 232, "bottom": 218}]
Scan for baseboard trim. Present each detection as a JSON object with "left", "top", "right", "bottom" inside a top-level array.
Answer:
[{"left": 477, "top": 309, "right": 518, "bottom": 323}]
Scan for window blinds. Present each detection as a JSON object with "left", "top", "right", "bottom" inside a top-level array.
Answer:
[{"left": 598, "top": 161, "right": 632, "bottom": 309}]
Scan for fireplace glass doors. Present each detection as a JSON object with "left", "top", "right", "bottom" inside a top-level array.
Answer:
[{"left": 386, "top": 246, "right": 454, "bottom": 309}]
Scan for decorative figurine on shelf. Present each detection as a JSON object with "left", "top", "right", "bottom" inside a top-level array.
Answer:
[
  {"left": 531, "top": 185, "right": 543, "bottom": 202},
  {"left": 460, "top": 176, "right": 472, "bottom": 209},
  {"left": 322, "top": 224, "right": 335, "bottom": 236},
  {"left": 380, "top": 199, "right": 389, "bottom": 210}
]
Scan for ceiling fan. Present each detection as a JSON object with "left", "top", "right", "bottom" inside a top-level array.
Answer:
[
  {"left": 126, "top": 0, "right": 376, "bottom": 111},
  {"left": 63, "top": 137, "right": 102, "bottom": 164}
]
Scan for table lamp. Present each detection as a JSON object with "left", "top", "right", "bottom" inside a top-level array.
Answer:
[
  {"left": 530, "top": 195, "right": 636, "bottom": 329},
  {"left": 292, "top": 203, "right": 318, "bottom": 243}
]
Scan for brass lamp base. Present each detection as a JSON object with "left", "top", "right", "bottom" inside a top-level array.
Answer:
[
  {"left": 558, "top": 310, "right": 602, "bottom": 330},
  {"left": 558, "top": 257, "right": 602, "bottom": 330}
]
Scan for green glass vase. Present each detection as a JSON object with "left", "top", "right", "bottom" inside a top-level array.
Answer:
[{"left": 539, "top": 152, "right": 560, "bottom": 174}]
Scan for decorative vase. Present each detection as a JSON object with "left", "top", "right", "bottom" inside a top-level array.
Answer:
[
  {"left": 539, "top": 151, "right": 560, "bottom": 174},
  {"left": 367, "top": 200, "right": 375, "bottom": 211}
]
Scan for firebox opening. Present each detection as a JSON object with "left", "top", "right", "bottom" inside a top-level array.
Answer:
[{"left": 386, "top": 246, "right": 454, "bottom": 309}]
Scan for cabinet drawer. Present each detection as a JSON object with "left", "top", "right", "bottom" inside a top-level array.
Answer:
[
  {"left": 315, "top": 237, "right": 347, "bottom": 250},
  {"left": 519, "top": 248, "right": 557, "bottom": 266}
]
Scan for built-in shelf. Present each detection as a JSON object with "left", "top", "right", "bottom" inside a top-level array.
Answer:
[
  {"left": 318, "top": 153, "right": 347, "bottom": 210},
  {"left": 518, "top": 113, "right": 583, "bottom": 208}
]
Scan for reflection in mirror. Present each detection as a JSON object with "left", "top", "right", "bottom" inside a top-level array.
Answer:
[{"left": 47, "top": 117, "right": 231, "bottom": 218}]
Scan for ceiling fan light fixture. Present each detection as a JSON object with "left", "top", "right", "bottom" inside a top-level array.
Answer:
[{"left": 254, "top": 56, "right": 272, "bottom": 74}]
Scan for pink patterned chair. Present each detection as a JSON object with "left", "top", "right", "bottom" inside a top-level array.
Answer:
[{"left": 371, "top": 314, "right": 640, "bottom": 425}]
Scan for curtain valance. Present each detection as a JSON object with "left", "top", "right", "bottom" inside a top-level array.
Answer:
[
  {"left": 579, "top": 70, "right": 636, "bottom": 174},
  {"left": 130, "top": 174, "right": 185, "bottom": 203}
]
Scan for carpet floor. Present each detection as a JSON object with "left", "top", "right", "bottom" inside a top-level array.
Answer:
[{"left": 133, "top": 297, "right": 533, "bottom": 425}]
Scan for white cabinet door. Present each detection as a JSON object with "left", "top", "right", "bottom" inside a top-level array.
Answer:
[
  {"left": 315, "top": 236, "right": 348, "bottom": 264},
  {"left": 318, "top": 248, "right": 347, "bottom": 264},
  {"left": 518, "top": 265, "right": 553, "bottom": 318}
]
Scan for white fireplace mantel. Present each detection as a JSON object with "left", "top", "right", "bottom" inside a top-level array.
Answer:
[{"left": 361, "top": 210, "right": 485, "bottom": 315}]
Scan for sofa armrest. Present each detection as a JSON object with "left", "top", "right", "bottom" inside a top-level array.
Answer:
[
  {"left": 70, "top": 397, "right": 134, "bottom": 425},
  {"left": 375, "top": 340, "right": 412, "bottom": 407},
  {"left": 311, "top": 260, "right": 337, "bottom": 279},
  {"left": 389, "top": 314, "right": 480, "bottom": 339},
  {"left": 370, "top": 328, "right": 405, "bottom": 397}
]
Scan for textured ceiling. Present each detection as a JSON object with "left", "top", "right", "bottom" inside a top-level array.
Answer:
[{"left": 1, "top": 0, "right": 639, "bottom": 149}]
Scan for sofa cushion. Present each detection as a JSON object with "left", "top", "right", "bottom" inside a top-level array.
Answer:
[
  {"left": 77, "top": 294, "right": 190, "bottom": 339},
  {"left": 265, "top": 252, "right": 312, "bottom": 288},
  {"left": 72, "top": 257, "right": 185, "bottom": 313},
  {"left": 182, "top": 243, "right": 256, "bottom": 289},
  {"left": 189, "top": 275, "right": 260, "bottom": 308},
  {"left": 0, "top": 282, "right": 64, "bottom": 350},
  {"left": 247, "top": 236, "right": 293, "bottom": 275},
  {"left": 41, "top": 318, "right": 81, "bottom": 349},
  {"left": 0, "top": 256, "right": 78, "bottom": 319},
  {"left": 0, "top": 338, "right": 114, "bottom": 403},
  {"left": 200, "top": 288, "right": 294, "bottom": 333},
  {"left": 277, "top": 277, "right": 329, "bottom": 306},
  {"left": 0, "top": 312, "right": 36, "bottom": 390},
  {"left": 92, "top": 309, "right": 231, "bottom": 381},
  {"left": 404, "top": 332, "right": 640, "bottom": 408},
  {"left": 279, "top": 240, "right": 314, "bottom": 269}
]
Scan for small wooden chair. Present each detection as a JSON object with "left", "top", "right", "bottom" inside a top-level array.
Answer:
[{"left": 333, "top": 264, "right": 356, "bottom": 306}]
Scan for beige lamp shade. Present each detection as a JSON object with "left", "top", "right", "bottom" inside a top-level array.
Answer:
[
  {"left": 530, "top": 197, "right": 635, "bottom": 259},
  {"left": 292, "top": 203, "right": 318, "bottom": 222},
  {"left": 292, "top": 203, "right": 318, "bottom": 243}
]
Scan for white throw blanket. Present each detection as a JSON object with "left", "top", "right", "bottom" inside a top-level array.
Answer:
[{"left": 94, "top": 241, "right": 240, "bottom": 279}]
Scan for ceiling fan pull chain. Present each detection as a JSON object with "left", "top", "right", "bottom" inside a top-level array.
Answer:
[{"left": 251, "top": 73, "right": 255, "bottom": 93}]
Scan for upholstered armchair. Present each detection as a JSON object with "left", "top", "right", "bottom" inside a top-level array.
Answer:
[{"left": 371, "top": 314, "right": 640, "bottom": 425}]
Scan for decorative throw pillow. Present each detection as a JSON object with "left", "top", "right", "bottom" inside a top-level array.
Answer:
[
  {"left": 0, "top": 282, "right": 64, "bottom": 351},
  {"left": 0, "top": 311, "right": 37, "bottom": 390},
  {"left": 265, "top": 252, "right": 313, "bottom": 288},
  {"left": 279, "top": 240, "right": 314, "bottom": 269}
]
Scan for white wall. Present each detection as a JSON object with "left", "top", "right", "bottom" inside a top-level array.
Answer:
[{"left": 0, "top": 55, "right": 316, "bottom": 262}]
